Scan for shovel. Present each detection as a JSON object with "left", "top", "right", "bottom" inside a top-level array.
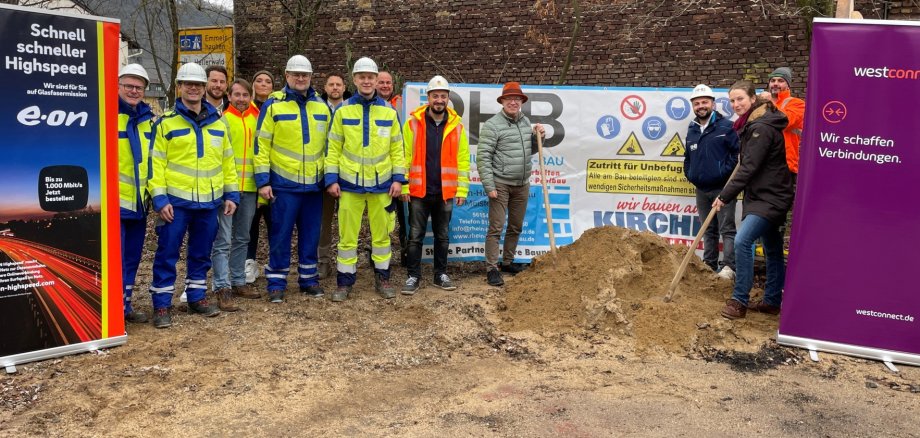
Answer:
[{"left": 536, "top": 132, "right": 557, "bottom": 256}]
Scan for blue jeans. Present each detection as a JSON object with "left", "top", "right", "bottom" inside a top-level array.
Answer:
[
  {"left": 406, "top": 194, "right": 453, "bottom": 279},
  {"left": 695, "top": 188, "right": 736, "bottom": 271},
  {"left": 731, "top": 214, "right": 785, "bottom": 307},
  {"left": 211, "top": 192, "right": 258, "bottom": 289}
]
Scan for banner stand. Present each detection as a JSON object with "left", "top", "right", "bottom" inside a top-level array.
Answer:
[
  {"left": 778, "top": 334, "right": 920, "bottom": 367},
  {"left": 3, "top": 335, "right": 126, "bottom": 373}
]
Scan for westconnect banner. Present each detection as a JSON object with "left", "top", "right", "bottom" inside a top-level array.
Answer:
[
  {"left": 778, "top": 19, "right": 920, "bottom": 365},
  {"left": 402, "top": 83, "right": 739, "bottom": 262},
  {"left": 0, "top": 4, "right": 124, "bottom": 369}
]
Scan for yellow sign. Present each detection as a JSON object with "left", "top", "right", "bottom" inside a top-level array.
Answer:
[
  {"left": 661, "top": 133, "right": 685, "bottom": 157},
  {"left": 616, "top": 132, "right": 644, "bottom": 156},
  {"left": 585, "top": 159, "right": 694, "bottom": 196},
  {"left": 177, "top": 26, "right": 234, "bottom": 81}
]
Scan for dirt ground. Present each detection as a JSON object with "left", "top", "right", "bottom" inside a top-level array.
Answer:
[{"left": 1, "top": 226, "right": 918, "bottom": 437}]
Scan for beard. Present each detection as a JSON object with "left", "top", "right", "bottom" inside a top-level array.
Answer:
[
  {"left": 694, "top": 108, "right": 712, "bottom": 120},
  {"left": 430, "top": 104, "right": 446, "bottom": 115},
  {"left": 208, "top": 88, "right": 224, "bottom": 101}
]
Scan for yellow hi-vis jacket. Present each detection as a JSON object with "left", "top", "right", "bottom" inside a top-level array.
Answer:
[
  {"left": 149, "top": 100, "right": 239, "bottom": 211},
  {"left": 325, "top": 94, "right": 406, "bottom": 193},
  {"left": 223, "top": 102, "right": 260, "bottom": 193},
  {"left": 254, "top": 86, "right": 330, "bottom": 192},
  {"left": 401, "top": 105, "right": 470, "bottom": 200},
  {"left": 118, "top": 97, "right": 154, "bottom": 219}
]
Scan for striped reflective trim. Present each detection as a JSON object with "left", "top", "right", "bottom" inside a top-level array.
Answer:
[
  {"left": 254, "top": 164, "right": 270, "bottom": 173},
  {"left": 792, "top": 129, "right": 802, "bottom": 135},
  {"left": 337, "top": 261, "right": 357, "bottom": 273},
  {"left": 410, "top": 165, "right": 423, "bottom": 173},
  {"left": 409, "top": 178, "right": 423, "bottom": 185},
  {"left": 371, "top": 246, "right": 391, "bottom": 256},
  {"left": 328, "top": 132, "right": 344, "bottom": 142},
  {"left": 151, "top": 149, "right": 167, "bottom": 159},
  {"left": 270, "top": 163, "right": 320, "bottom": 184},
  {"left": 458, "top": 171, "right": 469, "bottom": 178},
  {"left": 266, "top": 274, "right": 287, "bottom": 279},
  {"left": 150, "top": 187, "right": 167, "bottom": 196},
  {"left": 299, "top": 263, "right": 317, "bottom": 269},
  {"left": 343, "top": 149, "right": 388, "bottom": 165},
  {"left": 373, "top": 259, "right": 391, "bottom": 270},
  {"left": 235, "top": 158, "right": 254, "bottom": 166},
  {"left": 120, "top": 199, "right": 137, "bottom": 210},
  {"left": 377, "top": 170, "right": 392, "bottom": 183},
  {"left": 125, "top": 285, "right": 134, "bottom": 290},
  {"left": 442, "top": 167, "right": 458, "bottom": 176},
  {"left": 326, "top": 165, "right": 339, "bottom": 174},
  {"left": 392, "top": 166, "right": 407, "bottom": 175},
  {"left": 186, "top": 279, "right": 207, "bottom": 284},
  {"left": 442, "top": 180, "right": 459, "bottom": 188},
  {"left": 223, "top": 148, "right": 234, "bottom": 158},
  {"left": 274, "top": 146, "right": 321, "bottom": 162},
  {"left": 166, "top": 186, "right": 223, "bottom": 202},
  {"left": 187, "top": 284, "right": 208, "bottom": 289},
  {"left": 119, "top": 173, "right": 136, "bottom": 184},
  {"left": 167, "top": 162, "right": 222, "bottom": 178},
  {"left": 149, "top": 286, "right": 174, "bottom": 293},
  {"left": 299, "top": 273, "right": 317, "bottom": 279},
  {"left": 239, "top": 169, "right": 254, "bottom": 179},
  {"left": 258, "top": 130, "right": 273, "bottom": 140},
  {"left": 224, "top": 183, "right": 239, "bottom": 192},
  {"left": 391, "top": 134, "right": 403, "bottom": 143},
  {"left": 338, "top": 248, "right": 358, "bottom": 258},
  {"left": 339, "top": 172, "right": 357, "bottom": 185}
]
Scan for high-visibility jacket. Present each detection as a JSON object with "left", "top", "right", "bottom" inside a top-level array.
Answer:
[
  {"left": 388, "top": 95, "right": 403, "bottom": 117},
  {"left": 118, "top": 97, "right": 154, "bottom": 219},
  {"left": 775, "top": 89, "right": 805, "bottom": 174},
  {"left": 149, "top": 100, "right": 239, "bottom": 211},
  {"left": 254, "top": 86, "right": 329, "bottom": 193},
  {"left": 325, "top": 94, "right": 406, "bottom": 194},
  {"left": 401, "top": 105, "right": 470, "bottom": 200},
  {"left": 223, "top": 102, "right": 259, "bottom": 193}
]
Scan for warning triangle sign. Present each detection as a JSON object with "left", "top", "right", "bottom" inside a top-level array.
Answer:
[
  {"left": 616, "top": 132, "right": 644, "bottom": 156},
  {"left": 661, "top": 133, "right": 685, "bottom": 157}
]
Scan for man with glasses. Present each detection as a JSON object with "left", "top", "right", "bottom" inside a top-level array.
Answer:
[
  {"left": 254, "top": 55, "right": 330, "bottom": 303},
  {"left": 476, "top": 82, "right": 544, "bottom": 287},
  {"left": 117, "top": 63, "right": 154, "bottom": 325},
  {"left": 147, "top": 62, "right": 238, "bottom": 328}
]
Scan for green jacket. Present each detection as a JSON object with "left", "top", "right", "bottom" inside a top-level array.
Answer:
[{"left": 476, "top": 111, "right": 536, "bottom": 192}]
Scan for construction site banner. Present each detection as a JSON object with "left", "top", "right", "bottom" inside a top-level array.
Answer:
[
  {"left": 0, "top": 4, "right": 124, "bottom": 371},
  {"left": 403, "top": 83, "right": 738, "bottom": 262},
  {"left": 778, "top": 19, "right": 920, "bottom": 366},
  {"left": 178, "top": 25, "right": 234, "bottom": 81}
]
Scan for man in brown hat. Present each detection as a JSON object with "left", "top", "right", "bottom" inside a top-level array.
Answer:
[{"left": 476, "top": 82, "right": 545, "bottom": 286}]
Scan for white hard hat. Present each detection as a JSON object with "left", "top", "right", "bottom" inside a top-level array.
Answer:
[
  {"left": 427, "top": 75, "right": 449, "bottom": 93},
  {"left": 352, "top": 57, "right": 379, "bottom": 75},
  {"left": 119, "top": 63, "right": 149, "bottom": 85},
  {"left": 690, "top": 84, "right": 715, "bottom": 101},
  {"left": 285, "top": 55, "right": 313, "bottom": 74},
  {"left": 175, "top": 62, "right": 207, "bottom": 84}
]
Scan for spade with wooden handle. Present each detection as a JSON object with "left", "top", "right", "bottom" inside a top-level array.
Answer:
[{"left": 536, "top": 132, "right": 557, "bottom": 256}]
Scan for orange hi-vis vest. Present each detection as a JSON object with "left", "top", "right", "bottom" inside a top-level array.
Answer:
[
  {"left": 223, "top": 102, "right": 260, "bottom": 193},
  {"left": 402, "top": 105, "right": 470, "bottom": 201}
]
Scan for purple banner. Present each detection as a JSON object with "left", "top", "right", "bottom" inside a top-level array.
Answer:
[{"left": 778, "top": 19, "right": 920, "bottom": 364}]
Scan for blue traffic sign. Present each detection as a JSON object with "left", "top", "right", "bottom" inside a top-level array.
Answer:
[
  {"left": 666, "top": 97, "right": 690, "bottom": 120},
  {"left": 642, "top": 116, "right": 666, "bottom": 140},
  {"left": 596, "top": 115, "right": 620, "bottom": 139}
]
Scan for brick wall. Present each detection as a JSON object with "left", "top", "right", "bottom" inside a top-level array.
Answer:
[{"left": 235, "top": 0, "right": 914, "bottom": 95}]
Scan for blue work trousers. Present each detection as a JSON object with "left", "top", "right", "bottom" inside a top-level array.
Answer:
[
  {"left": 150, "top": 206, "right": 219, "bottom": 310},
  {"left": 121, "top": 217, "right": 146, "bottom": 315},
  {"left": 266, "top": 190, "right": 323, "bottom": 291}
]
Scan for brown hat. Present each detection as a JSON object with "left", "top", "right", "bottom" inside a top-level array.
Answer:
[{"left": 497, "top": 82, "right": 528, "bottom": 104}]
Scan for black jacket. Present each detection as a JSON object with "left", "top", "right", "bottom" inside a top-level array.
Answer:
[
  {"left": 684, "top": 111, "right": 740, "bottom": 191},
  {"left": 719, "top": 102, "right": 794, "bottom": 225}
]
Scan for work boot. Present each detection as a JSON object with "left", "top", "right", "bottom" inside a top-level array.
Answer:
[
  {"left": 125, "top": 310, "right": 148, "bottom": 324},
  {"left": 300, "top": 284, "right": 325, "bottom": 298},
  {"left": 153, "top": 308, "right": 172, "bottom": 329},
  {"left": 317, "top": 262, "right": 331, "bottom": 280},
  {"left": 375, "top": 274, "right": 397, "bottom": 299},
  {"left": 331, "top": 285, "right": 352, "bottom": 302},
  {"left": 217, "top": 288, "right": 239, "bottom": 312},
  {"left": 402, "top": 276, "right": 420, "bottom": 295},
  {"left": 748, "top": 299, "right": 781, "bottom": 315},
  {"left": 188, "top": 298, "right": 221, "bottom": 317},
  {"left": 720, "top": 299, "right": 747, "bottom": 320},
  {"left": 267, "top": 290, "right": 284, "bottom": 304},
  {"left": 487, "top": 268, "right": 504, "bottom": 287},
  {"left": 232, "top": 284, "right": 261, "bottom": 300},
  {"left": 433, "top": 273, "right": 457, "bottom": 291},
  {"left": 500, "top": 263, "right": 526, "bottom": 275}
]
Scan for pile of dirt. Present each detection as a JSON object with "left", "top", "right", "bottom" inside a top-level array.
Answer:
[{"left": 500, "top": 226, "right": 777, "bottom": 355}]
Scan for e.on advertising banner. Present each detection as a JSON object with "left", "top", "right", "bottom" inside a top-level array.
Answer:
[
  {"left": 177, "top": 26, "right": 234, "bottom": 80},
  {"left": 778, "top": 18, "right": 920, "bottom": 366},
  {"left": 402, "top": 83, "right": 737, "bottom": 262},
  {"left": 0, "top": 4, "right": 124, "bottom": 370}
]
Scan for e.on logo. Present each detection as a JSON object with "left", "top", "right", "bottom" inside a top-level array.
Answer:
[{"left": 17, "top": 105, "right": 88, "bottom": 127}]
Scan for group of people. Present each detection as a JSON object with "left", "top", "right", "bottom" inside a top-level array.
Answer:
[
  {"left": 682, "top": 67, "right": 804, "bottom": 320},
  {"left": 117, "top": 56, "right": 544, "bottom": 329}
]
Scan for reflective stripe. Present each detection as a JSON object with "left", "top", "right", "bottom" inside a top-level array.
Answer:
[
  {"left": 339, "top": 172, "right": 358, "bottom": 185},
  {"left": 120, "top": 199, "right": 137, "bottom": 210},
  {"left": 343, "top": 149, "right": 388, "bottom": 165},
  {"left": 235, "top": 158, "right": 254, "bottom": 166},
  {"left": 224, "top": 184, "right": 239, "bottom": 192},
  {"left": 337, "top": 261, "right": 357, "bottom": 273},
  {"left": 119, "top": 173, "right": 136, "bottom": 184},
  {"left": 150, "top": 187, "right": 167, "bottom": 196},
  {"left": 374, "top": 259, "right": 391, "bottom": 270},
  {"left": 224, "top": 148, "right": 234, "bottom": 158},
  {"left": 328, "top": 132, "right": 344, "bottom": 142},
  {"left": 187, "top": 284, "right": 208, "bottom": 289},
  {"left": 409, "top": 178, "right": 423, "bottom": 185},
  {"left": 258, "top": 130, "right": 273, "bottom": 140},
  {"left": 299, "top": 263, "right": 316, "bottom": 269},
  {"left": 239, "top": 169, "right": 254, "bottom": 179},
  {"left": 392, "top": 166, "right": 407, "bottom": 175},
  {"left": 186, "top": 279, "right": 206, "bottom": 284},
  {"left": 792, "top": 129, "right": 802, "bottom": 135},
  {"left": 270, "top": 163, "right": 321, "bottom": 184},
  {"left": 149, "top": 286, "right": 174, "bottom": 293},
  {"left": 338, "top": 248, "right": 358, "bottom": 258},
  {"left": 391, "top": 134, "right": 403, "bottom": 143},
  {"left": 442, "top": 180, "right": 459, "bottom": 187},
  {"left": 458, "top": 171, "right": 469, "bottom": 178},
  {"left": 166, "top": 186, "right": 223, "bottom": 202},
  {"left": 167, "top": 162, "right": 222, "bottom": 178},
  {"left": 125, "top": 285, "right": 133, "bottom": 290},
  {"left": 151, "top": 149, "right": 167, "bottom": 159},
  {"left": 442, "top": 167, "right": 458, "bottom": 176},
  {"left": 371, "top": 246, "right": 391, "bottom": 256},
  {"left": 410, "top": 165, "right": 423, "bottom": 173},
  {"left": 254, "top": 164, "right": 270, "bottom": 173},
  {"left": 274, "top": 146, "right": 322, "bottom": 162},
  {"left": 299, "top": 273, "right": 317, "bottom": 279},
  {"left": 266, "top": 274, "right": 287, "bottom": 279}
]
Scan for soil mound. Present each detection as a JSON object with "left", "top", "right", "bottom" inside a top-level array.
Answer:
[{"left": 501, "top": 226, "right": 776, "bottom": 354}]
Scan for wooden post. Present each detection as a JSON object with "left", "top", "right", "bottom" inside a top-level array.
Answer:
[{"left": 836, "top": 0, "right": 854, "bottom": 18}]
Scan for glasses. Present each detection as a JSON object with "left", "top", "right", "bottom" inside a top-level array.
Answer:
[
  {"left": 180, "top": 82, "right": 204, "bottom": 88},
  {"left": 119, "top": 83, "right": 146, "bottom": 92},
  {"left": 503, "top": 97, "right": 523, "bottom": 103},
  {"left": 288, "top": 72, "right": 311, "bottom": 79}
]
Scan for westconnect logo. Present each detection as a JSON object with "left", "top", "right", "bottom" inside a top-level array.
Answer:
[{"left": 853, "top": 66, "right": 920, "bottom": 80}]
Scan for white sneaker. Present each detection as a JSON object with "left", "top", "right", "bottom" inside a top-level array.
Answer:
[
  {"left": 244, "top": 259, "right": 257, "bottom": 284},
  {"left": 179, "top": 291, "right": 188, "bottom": 303},
  {"left": 717, "top": 266, "right": 735, "bottom": 281}
]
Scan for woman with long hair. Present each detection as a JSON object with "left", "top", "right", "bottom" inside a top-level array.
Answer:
[{"left": 713, "top": 80, "right": 794, "bottom": 319}]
